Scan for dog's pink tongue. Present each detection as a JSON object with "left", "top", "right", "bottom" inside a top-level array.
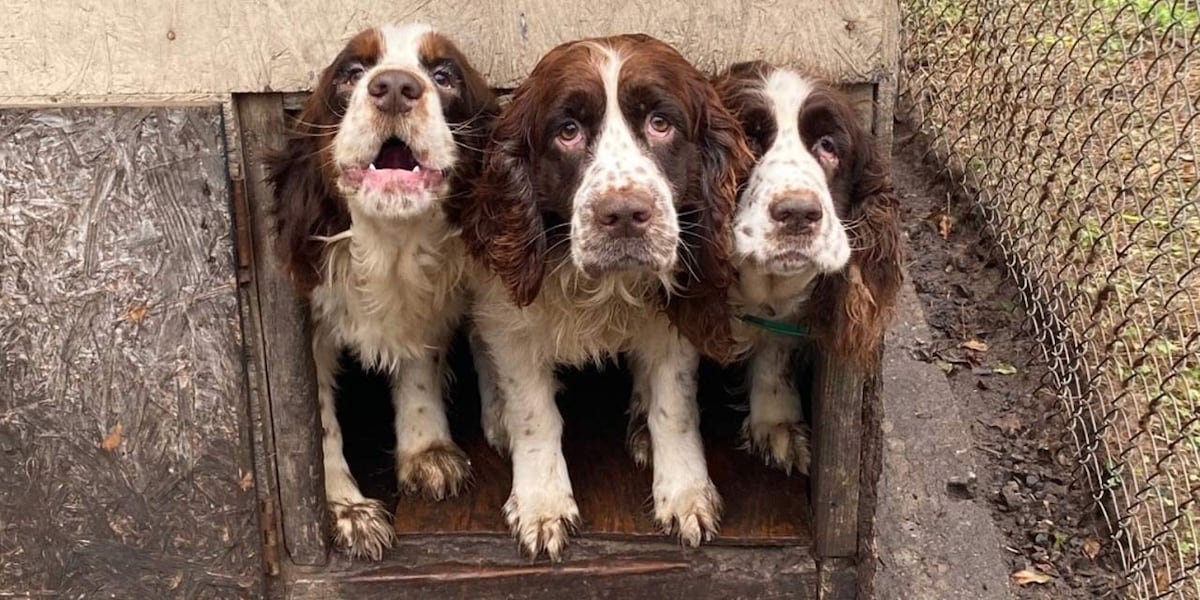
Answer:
[{"left": 363, "top": 168, "right": 425, "bottom": 191}]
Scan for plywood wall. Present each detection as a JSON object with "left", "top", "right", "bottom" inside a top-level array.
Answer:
[
  {"left": 0, "top": 107, "right": 263, "bottom": 597},
  {"left": 0, "top": 0, "right": 897, "bottom": 103}
]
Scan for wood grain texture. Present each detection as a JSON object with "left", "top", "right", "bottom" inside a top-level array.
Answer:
[
  {"left": 233, "top": 94, "right": 330, "bottom": 566},
  {"left": 0, "top": 0, "right": 894, "bottom": 101},
  {"left": 818, "top": 557, "right": 859, "bottom": 600},
  {"left": 0, "top": 107, "right": 263, "bottom": 597},
  {"left": 855, "top": 359, "right": 883, "bottom": 600},
  {"left": 811, "top": 354, "right": 865, "bottom": 558},
  {"left": 287, "top": 536, "right": 817, "bottom": 599}
]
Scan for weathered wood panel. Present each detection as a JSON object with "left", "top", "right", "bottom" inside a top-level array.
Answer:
[
  {"left": 286, "top": 536, "right": 817, "bottom": 599},
  {"left": 811, "top": 354, "right": 865, "bottom": 559},
  {"left": 0, "top": 107, "right": 263, "bottom": 597},
  {"left": 0, "top": 0, "right": 895, "bottom": 102},
  {"left": 818, "top": 557, "right": 859, "bottom": 600},
  {"left": 232, "top": 93, "right": 330, "bottom": 566}
]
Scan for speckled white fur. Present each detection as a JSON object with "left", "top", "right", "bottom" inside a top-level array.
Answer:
[
  {"left": 309, "top": 24, "right": 472, "bottom": 561},
  {"left": 471, "top": 45, "right": 719, "bottom": 561},
  {"left": 730, "top": 68, "right": 854, "bottom": 474}
]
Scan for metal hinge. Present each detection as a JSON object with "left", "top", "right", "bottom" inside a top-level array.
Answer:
[{"left": 260, "top": 497, "right": 282, "bottom": 576}]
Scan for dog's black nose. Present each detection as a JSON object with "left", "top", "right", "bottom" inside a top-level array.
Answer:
[
  {"left": 368, "top": 69, "right": 425, "bottom": 114},
  {"left": 770, "top": 192, "right": 823, "bottom": 233},
  {"left": 596, "top": 191, "right": 655, "bottom": 238}
]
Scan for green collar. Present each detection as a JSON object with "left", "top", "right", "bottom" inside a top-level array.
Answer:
[{"left": 738, "top": 314, "right": 810, "bottom": 337}]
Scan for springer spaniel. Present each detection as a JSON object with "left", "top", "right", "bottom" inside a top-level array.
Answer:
[
  {"left": 265, "top": 24, "right": 498, "bottom": 560},
  {"left": 710, "top": 62, "right": 904, "bottom": 473},
  {"left": 452, "top": 34, "right": 751, "bottom": 560}
]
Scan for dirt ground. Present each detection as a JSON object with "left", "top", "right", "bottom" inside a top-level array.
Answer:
[{"left": 891, "top": 126, "right": 1126, "bottom": 598}]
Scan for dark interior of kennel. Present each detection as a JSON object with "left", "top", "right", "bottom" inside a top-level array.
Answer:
[{"left": 335, "top": 335, "right": 816, "bottom": 541}]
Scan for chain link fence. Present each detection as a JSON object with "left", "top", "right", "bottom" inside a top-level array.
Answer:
[{"left": 899, "top": 1, "right": 1199, "bottom": 597}]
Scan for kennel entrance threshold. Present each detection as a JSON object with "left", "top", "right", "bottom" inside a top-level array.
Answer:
[{"left": 309, "top": 358, "right": 820, "bottom": 598}]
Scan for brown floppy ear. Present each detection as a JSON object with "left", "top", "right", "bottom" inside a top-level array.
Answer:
[
  {"left": 668, "top": 80, "right": 754, "bottom": 363},
  {"left": 805, "top": 93, "right": 904, "bottom": 370},
  {"left": 454, "top": 93, "right": 547, "bottom": 306},
  {"left": 263, "top": 64, "right": 350, "bottom": 294},
  {"left": 436, "top": 41, "right": 501, "bottom": 206}
]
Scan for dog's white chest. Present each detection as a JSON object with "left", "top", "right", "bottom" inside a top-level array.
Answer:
[{"left": 312, "top": 229, "right": 467, "bottom": 368}]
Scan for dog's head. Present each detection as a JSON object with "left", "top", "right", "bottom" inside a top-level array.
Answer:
[
  {"left": 716, "top": 61, "right": 904, "bottom": 366},
  {"left": 457, "top": 34, "right": 752, "bottom": 360},
  {"left": 267, "top": 24, "right": 498, "bottom": 290}
]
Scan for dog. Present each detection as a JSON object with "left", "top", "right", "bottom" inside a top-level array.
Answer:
[
  {"left": 713, "top": 61, "right": 903, "bottom": 473},
  {"left": 265, "top": 23, "right": 498, "bottom": 560},
  {"left": 451, "top": 34, "right": 752, "bottom": 560}
]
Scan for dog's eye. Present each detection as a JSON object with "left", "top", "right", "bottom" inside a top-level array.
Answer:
[
  {"left": 344, "top": 64, "right": 366, "bottom": 85},
  {"left": 557, "top": 121, "right": 583, "bottom": 144},
  {"left": 647, "top": 114, "right": 672, "bottom": 135},
  {"left": 432, "top": 69, "right": 454, "bottom": 89},
  {"left": 812, "top": 135, "right": 840, "bottom": 170},
  {"left": 814, "top": 135, "right": 838, "bottom": 157}
]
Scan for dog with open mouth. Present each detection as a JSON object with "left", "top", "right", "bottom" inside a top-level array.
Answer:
[{"left": 265, "top": 23, "right": 498, "bottom": 560}]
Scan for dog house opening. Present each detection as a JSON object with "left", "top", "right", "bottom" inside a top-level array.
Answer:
[{"left": 332, "top": 330, "right": 816, "bottom": 545}]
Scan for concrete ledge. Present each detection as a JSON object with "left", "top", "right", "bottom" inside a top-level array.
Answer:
[{"left": 871, "top": 281, "right": 1011, "bottom": 599}]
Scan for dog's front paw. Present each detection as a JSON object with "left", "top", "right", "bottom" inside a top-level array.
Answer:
[
  {"left": 653, "top": 480, "right": 723, "bottom": 547},
  {"left": 398, "top": 442, "right": 472, "bottom": 500},
  {"left": 329, "top": 499, "right": 394, "bottom": 561},
  {"left": 625, "top": 412, "right": 652, "bottom": 468},
  {"left": 482, "top": 419, "right": 510, "bottom": 455},
  {"left": 503, "top": 489, "right": 581, "bottom": 561},
  {"left": 743, "top": 419, "right": 812, "bottom": 475}
]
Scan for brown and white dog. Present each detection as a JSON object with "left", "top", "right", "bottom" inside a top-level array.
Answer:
[
  {"left": 452, "top": 34, "right": 751, "bottom": 560},
  {"left": 265, "top": 23, "right": 498, "bottom": 560},
  {"left": 713, "top": 62, "right": 904, "bottom": 473}
]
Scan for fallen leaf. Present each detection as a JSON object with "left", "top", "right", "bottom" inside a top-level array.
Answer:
[
  {"left": 239, "top": 470, "right": 254, "bottom": 491},
  {"left": 168, "top": 573, "right": 183, "bottom": 590},
  {"left": 126, "top": 305, "right": 149, "bottom": 324},
  {"left": 100, "top": 423, "right": 124, "bottom": 452},
  {"left": 1011, "top": 569, "right": 1053, "bottom": 586},
  {"left": 1083, "top": 538, "right": 1101, "bottom": 559},
  {"left": 989, "top": 414, "right": 1023, "bottom": 435},
  {"left": 961, "top": 339, "right": 989, "bottom": 353},
  {"left": 938, "top": 213, "right": 953, "bottom": 240},
  {"left": 933, "top": 359, "right": 956, "bottom": 375},
  {"left": 1156, "top": 566, "right": 1170, "bottom": 591},
  {"left": 993, "top": 362, "right": 1018, "bottom": 375}
]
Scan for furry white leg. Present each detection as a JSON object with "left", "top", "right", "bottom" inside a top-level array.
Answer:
[
  {"left": 469, "top": 327, "right": 508, "bottom": 453},
  {"left": 312, "top": 330, "right": 393, "bottom": 560},
  {"left": 492, "top": 340, "right": 579, "bottom": 561},
  {"left": 634, "top": 337, "right": 722, "bottom": 547},
  {"left": 744, "top": 338, "right": 811, "bottom": 474},
  {"left": 393, "top": 349, "right": 470, "bottom": 500}
]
